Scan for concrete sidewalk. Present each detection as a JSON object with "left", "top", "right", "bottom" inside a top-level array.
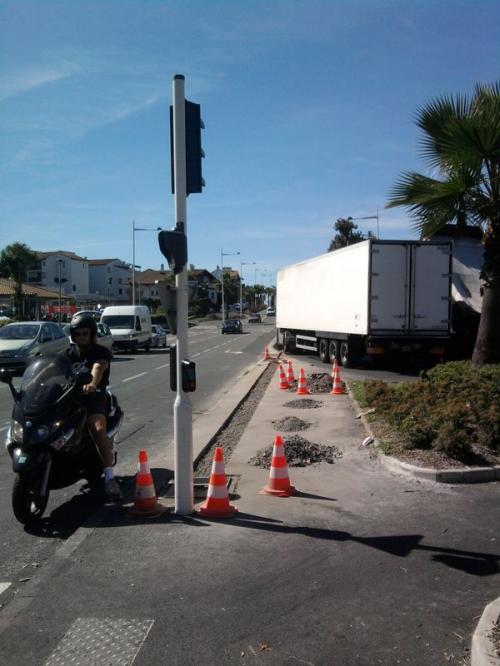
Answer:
[{"left": 1, "top": 354, "right": 499, "bottom": 665}]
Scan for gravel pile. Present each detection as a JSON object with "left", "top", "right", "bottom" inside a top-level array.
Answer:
[
  {"left": 284, "top": 398, "right": 322, "bottom": 409},
  {"left": 249, "top": 434, "right": 342, "bottom": 468},
  {"left": 272, "top": 415, "right": 311, "bottom": 432},
  {"left": 308, "top": 373, "right": 333, "bottom": 393}
]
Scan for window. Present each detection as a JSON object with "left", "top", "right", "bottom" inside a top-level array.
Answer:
[
  {"left": 118, "top": 278, "right": 122, "bottom": 284},
  {"left": 118, "top": 288, "right": 123, "bottom": 295},
  {"left": 108, "top": 277, "right": 113, "bottom": 285},
  {"left": 72, "top": 285, "right": 76, "bottom": 292},
  {"left": 51, "top": 324, "right": 66, "bottom": 340}
]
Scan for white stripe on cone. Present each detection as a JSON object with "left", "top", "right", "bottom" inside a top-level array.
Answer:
[
  {"left": 207, "top": 484, "right": 229, "bottom": 499},
  {"left": 137, "top": 485, "right": 156, "bottom": 499},
  {"left": 211, "top": 461, "right": 225, "bottom": 474},
  {"left": 139, "top": 463, "right": 149, "bottom": 474},
  {"left": 270, "top": 466, "right": 290, "bottom": 479}
]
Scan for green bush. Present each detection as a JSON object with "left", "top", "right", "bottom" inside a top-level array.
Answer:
[{"left": 360, "top": 362, "right": 500, "bottom": 460}]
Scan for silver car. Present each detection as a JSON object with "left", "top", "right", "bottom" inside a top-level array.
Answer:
[
  {"left": 151, "top": 325, "right": 167, "bottom": 348},
  {"left": 0, "top": 321, "right": 69, "bottom": 374}
]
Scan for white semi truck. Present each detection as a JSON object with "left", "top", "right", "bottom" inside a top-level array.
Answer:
[{"left": 276, "top": 240, "right": 452, "bottom": 367}]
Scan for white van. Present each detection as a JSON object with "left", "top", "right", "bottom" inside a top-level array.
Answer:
[{"left": 101, "top": 305, "right": 152, "bottom": 352}]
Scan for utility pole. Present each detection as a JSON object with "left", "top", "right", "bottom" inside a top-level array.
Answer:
[{"left": 172, "top": 75, "right": 192, "bottom": 515}]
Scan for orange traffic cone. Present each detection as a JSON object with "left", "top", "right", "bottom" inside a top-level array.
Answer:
[
  {"left": 263, "top": 344, "right": 271, "bottom": 360},
  {"left": 330, "top": 362, "right": 345, "bottom": 395},
  {"left": 287, "top": 359, "right": 295, "bottom": 384},
  {"left": 278, "top": 363, "right": 289, "bottom": 390},
  {"left": 129, "top": 450, "right": 166, "bottom": 517},
  {"left": 196, "top": 447, "right": 237, "bottom": 518},
  {"left": 331, "top": 357, "right": 338, "bottom": 380},
  {"left": 296, "top": 368, "right": 309, "bottom": 395},
  {"left": 261, "top": 435, "right": 295, "bottom": 497}
]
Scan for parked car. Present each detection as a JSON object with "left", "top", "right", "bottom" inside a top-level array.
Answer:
[
  {"left": 62, "top": 322, "right": 114, "bottom": 355},
  {"left": 266, "top": 307, "right": 276, "bottom": 316},
  {"left": 248, "top": 313, "right": 262, "bottom": 323},
  {"left": 221, "top": 318, "right": 243, "bottom": 334},
  {"left": 151, "top": 325, "right": 167, "bottom": 348},
  {"left": 0, "top": 321, "right": 69, "bottom": 374}
]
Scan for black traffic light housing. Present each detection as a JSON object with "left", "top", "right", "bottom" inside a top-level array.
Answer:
[
  {"left": 170, "top": 100, "right": 205, "bottom": 195},
  {"left": 158, "top": 229, "right": 187, "bottom": 276},
  {"left": 169, "top": 344, "right": 196, "bottom": 392}
]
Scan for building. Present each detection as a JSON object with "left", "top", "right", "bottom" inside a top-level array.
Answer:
[
  {"left": 88, "top": 259, "right": 132, "bottom": 304},
  {"left": 0, "top": 278, "right": 70, "bottom": 320}
]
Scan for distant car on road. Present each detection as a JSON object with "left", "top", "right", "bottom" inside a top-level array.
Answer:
[
  {"left": 221, "top": 318, "right": 243, "bottom": 334},
  {"left": 151, "top": 325, "right": 167, "bottom": 348},
  {"left": 0, "top": 321, "right": 69, "bottom": 373},
  {"left": 248, "top": 313, "right": 262, "bottom": 323},
  {"left": 266, "top": 307, "right": 276, "bottom": 316}
]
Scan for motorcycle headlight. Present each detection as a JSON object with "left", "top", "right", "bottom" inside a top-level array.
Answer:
[{"left": 11, "top": 420, "right": 23, "bottom": 443}]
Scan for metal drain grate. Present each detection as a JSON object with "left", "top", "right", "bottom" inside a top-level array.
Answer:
[
  {"left": 44, "top": 617, "right": 154, "bottom": 666},
  {"left": 164, "top": 475, "right": 239, "bottom": 499}
]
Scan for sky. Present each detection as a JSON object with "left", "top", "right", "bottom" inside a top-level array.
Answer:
[{"left": 1, "top": 0, "right": 499, "bottom": 287}]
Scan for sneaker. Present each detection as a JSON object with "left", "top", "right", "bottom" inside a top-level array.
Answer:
[{"left": 104, "top": 478, "right": 123, "bottom": 502}]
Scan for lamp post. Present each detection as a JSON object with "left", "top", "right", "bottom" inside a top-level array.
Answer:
[
  {"left": 132, "top": 220, "right": 163, "bottom": 305},
  {"left": 240, "top": 259, "right": 255, "bottom": 318},
  {"left": 220, "top": 249, "right": 240, "bottom": 323},
  {"left": 349, "top": 208, "right": 380, "bottom": 239}
]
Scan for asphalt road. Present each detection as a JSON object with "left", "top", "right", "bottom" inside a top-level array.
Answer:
[{"left": 0, "top": 318, "right": 275, "bottom": 587}]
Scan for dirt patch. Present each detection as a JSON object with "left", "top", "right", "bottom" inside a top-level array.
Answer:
[
  {"left": 489, "top": 618, "right": 500, "bottom": 660},
  {"left": 272, "top": 416, "right": 311, "bottom": 432},
  {"left": 284, "top": 398, "right": 323, "bottom": 409},
  {"left": 249, "top": 434, "right": 343, "bottom": 469}
]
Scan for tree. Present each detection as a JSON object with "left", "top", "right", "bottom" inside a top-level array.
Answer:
[
  {"left": 328, "top": 218, "right": 374, "bottom": 251},
  {"left": 0, "top": 243, "right": 39, "bottom": 318},
  {"left": 386, "top": 82, "right": 500, "bottom": 366}
]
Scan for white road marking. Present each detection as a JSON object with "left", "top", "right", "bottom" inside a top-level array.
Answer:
[
  {"left": 225, "top": 350, "right": 243, "bottom": 354},
  {"left": 122, "top": 372, "right": 148, "bottom": 383},
  {"left": 191, "top": 353, "right": 201, "bottom": 358},
  {"left": 155, "top": 363, "right": 170, "bottom": 370},
  {"left": 0, "top": 582, "right": 11, "bottom": 595}
]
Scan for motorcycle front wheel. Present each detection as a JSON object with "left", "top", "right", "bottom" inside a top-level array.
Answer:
[{"left": 12, "top": 474, "right": 49, "bottom": 524}]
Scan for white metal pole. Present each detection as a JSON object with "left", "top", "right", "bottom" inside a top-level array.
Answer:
[
  {"left": 172, "top": 74, "right": 193, "bottom": 515},
  {"left": 220, "top": 249, "right": 225, "bottom": 323},
  {"left": 239, "top": 258, "right": 243, "bottom": 319},
  {"left": 132, "top": 220, "right": 136, "bottom": 306}
]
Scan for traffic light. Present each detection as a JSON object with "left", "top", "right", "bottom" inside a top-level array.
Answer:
[
  {"left": 169, "top": 344, "right": 196, "bottom": 392},
  {"left": 170, "top": 100, "right": 205, "bottom": 195},
  {"left": 158, "top": 229, "right": 187, "bottom": 275}
]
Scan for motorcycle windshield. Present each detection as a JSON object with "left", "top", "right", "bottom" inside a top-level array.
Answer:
[{"left": 19, "top": 354, "right": 73, "bottom": 414}]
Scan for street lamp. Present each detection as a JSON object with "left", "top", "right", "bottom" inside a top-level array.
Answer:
[
  {"left": 132, "top": 220, "right": 163, "bottom": 306},
  {"left": 240, "top": 259, "right": 255, "bottom": 318},
  {"left": 220, "top": 249, "right": 240, "bottom": 323},
  {"left": 54, "top": 259, "right": 67, "bottom": 324},
  {"left": 349, "top": 208, "right": 380, "bottom": 239}
]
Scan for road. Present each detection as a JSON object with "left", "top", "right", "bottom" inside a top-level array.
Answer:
[{"left": 0, "top": 318, "right": 275, "bottom": 589}]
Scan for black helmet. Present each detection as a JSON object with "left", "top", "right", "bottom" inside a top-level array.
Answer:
[{"left": 69, "top": 313, "right": 97, "bottom": 343}]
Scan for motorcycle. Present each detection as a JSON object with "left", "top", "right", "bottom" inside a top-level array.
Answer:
[{"left": 1, "top": 353, "right": 123, "bottom": 525}]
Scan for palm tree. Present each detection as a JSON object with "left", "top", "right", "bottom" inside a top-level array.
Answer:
[
  {"left": 386, "top": 82, "right": 500, "bottom": 366},
  {"left": 0, "top": 242, "right": 39, "bottom": 318}
]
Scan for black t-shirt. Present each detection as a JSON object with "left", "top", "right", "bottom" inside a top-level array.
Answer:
[{"left": 66, "top": 343, "right": 112, "bottom": 391}]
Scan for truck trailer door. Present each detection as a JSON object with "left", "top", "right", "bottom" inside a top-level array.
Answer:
[
  {"left": 369, "top": 243, "right": 410, "bottom": 332},
  {"left": 411, "top": 244, "right": 451, "bottom": 333}
]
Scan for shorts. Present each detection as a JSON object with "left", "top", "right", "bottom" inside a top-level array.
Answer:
[{"left": 82, "top": 393, "right": 107, "bottom": 417}]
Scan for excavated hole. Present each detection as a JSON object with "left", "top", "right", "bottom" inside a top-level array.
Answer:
[{"left": 249, "top": 434, "right": 343, "bottom": 469}]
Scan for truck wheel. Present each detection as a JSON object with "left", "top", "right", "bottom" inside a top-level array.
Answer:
[
  {"left": 328, "top": 340, "right": 339, "bottom": 362},
  {"left": 339, "top": 342, "right": 351, "bottom": 368},
  {"left": 283, "top": 331, "right": 296, "bottom": 354},
  {"left": 318, "top": 339, "right": 330, "bottom": 364}
]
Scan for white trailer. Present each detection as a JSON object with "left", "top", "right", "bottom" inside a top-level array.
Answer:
[{"left": 276, "top": 240, "right": 452, "bottom": 366}]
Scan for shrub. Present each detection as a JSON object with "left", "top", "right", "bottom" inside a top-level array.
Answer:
[{"left": 360, "top": 362, "right": 500, "bottom": 460}]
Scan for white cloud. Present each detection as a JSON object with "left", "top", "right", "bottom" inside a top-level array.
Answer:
[{"left": 0, "top": 62, "right": 79, "bottom": 102}]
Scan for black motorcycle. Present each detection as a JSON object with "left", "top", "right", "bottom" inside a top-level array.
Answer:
[{"left": 1, "top": 353, "right": 123, "bottom": 525}]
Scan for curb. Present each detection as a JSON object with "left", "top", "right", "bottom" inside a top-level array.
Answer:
[
  {"left": 345, "top": 383, "right": 500, "bottom": 484},
  {"left": 472, "top": 598, "right": 500, "bottom": 665}
]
